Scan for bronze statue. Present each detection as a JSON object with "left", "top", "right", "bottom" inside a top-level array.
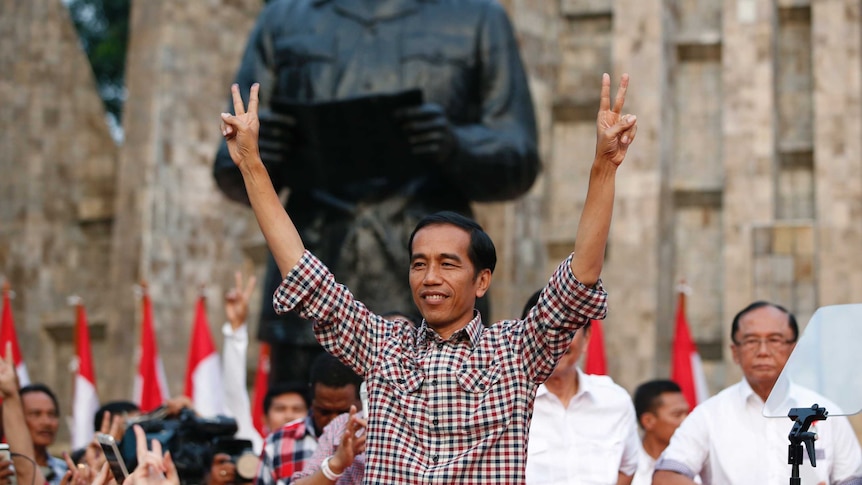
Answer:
[{"left": 214, "top": 0, "right": 540, "bottom": 384}]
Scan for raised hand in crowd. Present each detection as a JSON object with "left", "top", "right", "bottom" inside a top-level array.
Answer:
[
  {"left": 1, "top": 342, "right": 46, "bottom": 485},
  {"left": 0, "top": 458, "right": 15, "bottom": 485},
  {"left": 225, "top": 271, "right": 256, "bottom": 331},
  {"left": 123, "top": 425, "right": 179, "bottom": 485}
]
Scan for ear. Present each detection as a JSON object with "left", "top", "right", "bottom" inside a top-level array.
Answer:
[
  {"left": 474, "top": 268, "right": 492, "bottom": 298},
  {"left": 641, "top": 412, "right": 657, "bottom": 432},
  {"left": 730, "top": 343, "right": 741, "bottom": 366}
]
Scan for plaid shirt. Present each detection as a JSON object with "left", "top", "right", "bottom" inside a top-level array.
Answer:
[
  {"left": 254, "top": 416, "right": 318, "bottom": 485},
  {"left": 274, "top": 251, "right": 607, "bottom": 484},
  {"left": 292, "top": 412, "right": 366, "bottom": 484}
]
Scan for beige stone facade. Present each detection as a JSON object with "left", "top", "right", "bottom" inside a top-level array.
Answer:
[{"left": 2, "top": 0, "right": 861, "bottom": 445}]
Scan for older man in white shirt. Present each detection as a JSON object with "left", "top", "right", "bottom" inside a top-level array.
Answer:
[
  {"left": 654, "top": 301, "right": 862, "bottom": 485},
  {"left": 524, "top": 292, "right": 640, "bottom": 485}
]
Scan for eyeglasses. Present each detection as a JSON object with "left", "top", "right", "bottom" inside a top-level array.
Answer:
[{"left": 733, "top": 336, "right": 796, "bottom": 352}]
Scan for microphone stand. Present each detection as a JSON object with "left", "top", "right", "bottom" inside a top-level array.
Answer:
[{"left": 787, "top": 404, "right": 828, "bottom": 485}]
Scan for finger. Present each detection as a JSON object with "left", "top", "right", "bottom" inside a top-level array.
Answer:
[
  {"left": 60, "top": 470, "right": 73, "bottom": 485},
  {"left": 243, "top": 276, "right": 256, "bottom": 301},
  {"left": 599, "top": 73, "right": 611, "bottom": 112},
  {"left": 247, "top": 83, "right": 260, "bottom": 116},
  {"left": 110, "top": 414, "right": 124, "bottom": 441},
  {"left": 150, "top": 438, "right": 163, "bottom": 459},
  {"left": 133, "top": 424, "right": 148, "bottom": 463},
  {"left": 63, "top": 451, "right": 76, "bottom": 471},
  {"left": 92, "top": 463, "right": 110, "bottom": 485},
  {"left": 612, "top": 73, "right": 629, "bottom": 114},
  {"left": 164, "top": 452, "right": 180, "bottom": 484},
  {"left": 231, "top": 84, "right": 245, "bottom": 116},
  {"left": 233, "top": 271, "right": 243, "bottom": 294},
  {"left": 621, "top": 122, "right": 638, "bottom": 146},
  {"left": 100, "top": 411, "right": 112, "bottom": 434},
  {"left": 3, "top": 342, "right": 13, "bottom": 368},
  {"left": 403, "top": 118, "right": 447, "bottom": 134}
]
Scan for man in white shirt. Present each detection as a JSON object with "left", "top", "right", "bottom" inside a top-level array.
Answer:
[
  {"left": 523, "top": 291, "right": 640, "bottom": 485},
  {"left": 654, "top": 301, "right": 862, "bottom": 485},
  {"left": 631, "top": 380, "right": 690, "bottom": 485}
]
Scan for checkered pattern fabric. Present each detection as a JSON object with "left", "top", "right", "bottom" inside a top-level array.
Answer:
[
  {"left": 254, "top": 417, "right": 317, "bottom": 485},
  {"left": 274, "top": 251, "right": 607, "bottom": 484}
]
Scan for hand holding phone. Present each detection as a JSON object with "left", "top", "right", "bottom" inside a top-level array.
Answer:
[
  {"left": 95, "top": 433, "right": 129, "bottom": 481},
  {"left": 0, "top": 444, "right": 16, "bottom": 485}
]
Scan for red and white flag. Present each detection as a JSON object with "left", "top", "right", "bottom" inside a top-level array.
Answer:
[
  {"left": 71, "top": 299, "right": 100, "bottom": 449},
  {"left": 671, "top": 288, "right": 710, "bottom": 408},
  {"left": 134, "top": 284, "right": 170, "bottom": 412},
  {"left": 1, "top": 282, "right": 29, "bottom": 386},
  {"left": 584, "top": 320, "right": 607, "bottom": 375},
  {"left": 184, "top": 294, "right": 226, "bottom": 417},
  {"left": 251, "top": 342, "right": 271, "bottom": 437}
]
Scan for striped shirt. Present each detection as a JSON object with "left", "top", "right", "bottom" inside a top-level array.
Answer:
[{"left": 274, "top": 251, "right": 607, "bottom": 484}]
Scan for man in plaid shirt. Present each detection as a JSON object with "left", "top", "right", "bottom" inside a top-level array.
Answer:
[{"left": 220, "top": 72, "right": 637, "bottom": 483}]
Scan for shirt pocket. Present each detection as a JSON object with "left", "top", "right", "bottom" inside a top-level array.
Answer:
[
  {"left": 399, "top": 32, "right": 476, "bottom": 111},
  {"left": 455, "top": 352, "right": 506, "bottom": 440},
  {"left": 378, "top": 354, "right": 424, "bottom": 394},
  {"left": 273, "top": 34, "right": 336, "bottom": 99}
]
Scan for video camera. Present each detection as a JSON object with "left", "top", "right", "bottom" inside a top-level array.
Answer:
[{"left": 119, "top": 408, "right": 257, "bottom": 485}]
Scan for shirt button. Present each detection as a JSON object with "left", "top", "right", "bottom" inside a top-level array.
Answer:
[
  {"left": 437, "top": 343, "right": 443, "bottom": 350},
  {"left": 397, "top": 378, "right": 406, "bottom": 384},
  {"left": 432, "top": 418, "right": 439, "bottom": 426},
  {"left": 478, "top": 383, "right": 486, "bottom": 390},
  {"left": 432, "top": 455, "right": 439, "bottom": 463},
  {"left": 431, "top": 379, "right": 438, "bottom": 386}
]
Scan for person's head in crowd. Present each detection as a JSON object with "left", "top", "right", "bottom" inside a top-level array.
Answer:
[
  {"left": 730, "top": 301, "right": 798, "bottom": 400},
  {"left": 633, "top": 379, "right": 689, "bottom": 453},
  {"left": 522, "top": 289, "right": 592, "bottom": 375},
  {"left": 20, "top": 383, "right": 61, "bottom": 454},
  {"left": 263, "top": 381, "right": 310, "bottom": 432},
  {"left": 308, "top": 352, "right": 362, "bottom": 432},
  {"left": 94, "top": 400, "right": 141, "bottom": 432},
  {"left": 407, "top": 211, "right": 495, "bottom": 337}
]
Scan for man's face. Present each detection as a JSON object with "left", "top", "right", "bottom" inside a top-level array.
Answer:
[
  {"left": 642, "top": 391, "right": 690, "bottom": 446},
  {"left": 310, "top": 383, "right": 359, "bottom": 431},
  {"left": 409, "top": 224, "right": 490, "bottom": 336},
  {"left": 265, "top": 392, "right": 309, "bottom": 431},
  {"left": 731, "top": 305, "right": 796, "bottom": 391},
  {"left": 22, "top": 391, "right": 59, "bottom": 448},
  {"left": 551, "top": 327, "right": 590, "bottom": 376}
]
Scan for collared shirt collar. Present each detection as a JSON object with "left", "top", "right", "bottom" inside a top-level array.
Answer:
[
  {"left": 535, "top": 367, "right": 594, "bottom": 402},
  {"left": 416, "top": 310, "right": 483, "bottom": 349},
  {"left": 737, "top": 377, "right": 766, "bottom": 407},
  {"left": 314, "top": 0, "right": 437, "bottom": 23}
]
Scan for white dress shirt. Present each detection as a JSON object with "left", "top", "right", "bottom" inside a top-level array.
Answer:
[
  {"left": 631, "top": 445, "right": 656, "bottom": 485},
  {"left": 222, "top": 323, "right": 264, "bottom": 453},
  {"left": 526, "top": 368, "right": 640, "bottom": 484},
  {"left": 656, "top": 379, "right": 862, "bottom": 484}
]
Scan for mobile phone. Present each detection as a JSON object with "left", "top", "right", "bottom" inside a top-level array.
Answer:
[
  {"left": 360, "top": 382, "right": 369, "bottom": 419},
  {"left": 0, "top": 444, "right": 15, "bottom": 485},
  {"left": 95, "top": 433, "right": 129, "bottom": 481}
]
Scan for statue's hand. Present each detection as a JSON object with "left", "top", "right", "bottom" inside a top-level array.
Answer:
[
  {"left": 258, "top": 109, "right": 297, "bottom": 166},
  {"left": 395, "top": 103, "right": 457, "bottom": 163}
]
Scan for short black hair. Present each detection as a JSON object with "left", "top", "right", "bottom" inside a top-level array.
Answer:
[
  {"left": 408, "top": 211, "right": 497, "bottom": 275},
  {"left": 309, "top": 353, "right": 362, "bottom": 399},
  {"left": 263, "top": 381, "right": 311, "bottom": 415},
  {"left": 93, "top": 400, "right": 140, "bottom": 431},
  {"left": 19, "top": 383, "right": 60, "bottom": 415},
  {"left": 730, "top": 301, "right": 798, "bottom": 344},
  {"left": 633, "top": 379, "right": 682, "bottom": 425}
]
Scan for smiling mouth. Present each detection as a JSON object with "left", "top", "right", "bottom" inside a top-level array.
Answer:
[{"left": 423, "top": 294, "right": 447, "bottom": 301}]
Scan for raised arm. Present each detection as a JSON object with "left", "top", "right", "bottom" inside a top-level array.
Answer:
[
  {"left": 220, "top": 84, "right": 305, "bottom": 277},
  {"left": 0, "top": 343, "right": 46, "bottom": 485},
  {"left": 570, "top": 73, "right": 637, "bottom": 286}
]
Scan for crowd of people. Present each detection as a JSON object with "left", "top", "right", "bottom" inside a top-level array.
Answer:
[{"left": 4, "top": 0, "right": 862, "bottom": 483}]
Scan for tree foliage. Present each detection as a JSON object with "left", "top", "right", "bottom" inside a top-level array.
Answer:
[{"left": 66, "top": 0, "right": 130, "bottom": 125}]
